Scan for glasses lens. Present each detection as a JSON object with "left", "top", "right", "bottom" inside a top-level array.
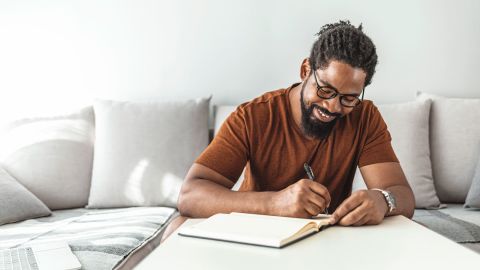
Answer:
[
  {"left": 341, "top": 96, "right": 361, "bottom": 107},
  {"left": 317, "top": 87, "right": 336, "bottom": 99}
]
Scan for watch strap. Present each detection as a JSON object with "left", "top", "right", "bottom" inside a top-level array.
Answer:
[{"left": 371, "top": 188, "right": 396, "bottom": 214}]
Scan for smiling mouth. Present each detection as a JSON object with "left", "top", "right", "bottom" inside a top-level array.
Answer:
[{"left": 313, "top": 107, "right": 336, "bottom": 122}]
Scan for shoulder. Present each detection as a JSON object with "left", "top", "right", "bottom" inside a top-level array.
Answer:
[
  {"left": 346, "top": 100, "right": 381, "bottom": 122},
  {"left": 239, "top": 88, "right": 288, "bottom": 112},
  {"left": 220, "top": 87, "right": 292, "bottom": 140},
  {"left": 231, "top": 87, "right": 290, "bottom": 122},
  {"left": 337, "top": 100, "right": 385, "bottom": 136},
  {"left": 356, "top": 100, "right": 378, "bottom": 114}
]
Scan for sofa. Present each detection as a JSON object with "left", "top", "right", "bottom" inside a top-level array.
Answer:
[
  {"left": 1, "top": 92, "right": 479, "bottom": 269},
  {"left": 0, "top": 98, "right": 210, "bottom": 270}
]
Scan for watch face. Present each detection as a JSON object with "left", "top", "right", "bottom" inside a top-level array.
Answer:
[
  {"left": 385, "top": 191, "right": 396, "bottom": 211},
  {"left": 391, "top": 195, "right": 397, "bottom": 207}
]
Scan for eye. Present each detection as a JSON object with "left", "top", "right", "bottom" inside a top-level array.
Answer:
[
  {"left": 319, "top": 87, "right": 335, "bottom": 95},
  {"left": 343, "top": 95, "right": 359, "bottom": 102}
]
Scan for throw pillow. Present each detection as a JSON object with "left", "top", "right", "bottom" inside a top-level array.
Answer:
[
  {"left": 417, "top": 92, "right": 480, "bottom": 203},
  {"left": 352, "top": 99, "right": 441, "bottom": 208},
  {"left": 87, "top": 98, "right": 210, "bottom": 208},
  {"left": 465, "top": 152, "right": 480, "bottom": 208},
  {"left": 0, "top": 107, "right": 95, "bottom": 210},
  {"left": 0, "top": 167, "right": 51, "bottom": 225}
]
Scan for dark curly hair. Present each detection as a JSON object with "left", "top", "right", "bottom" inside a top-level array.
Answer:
[{"left": 309, "top": 20, "right": 378, "bottom": 87}]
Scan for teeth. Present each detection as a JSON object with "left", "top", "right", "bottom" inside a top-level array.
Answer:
[{"left": 318, "top": 108, "right": 331, "bottom": 119}]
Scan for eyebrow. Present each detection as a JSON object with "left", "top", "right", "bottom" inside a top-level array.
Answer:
[{"left": 318, "top": 79, "right": 362, "bottom": 96}]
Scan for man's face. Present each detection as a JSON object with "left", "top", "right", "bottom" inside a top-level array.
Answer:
[{"left": 300, "top": 60, "right": 366, "bottom": 139}]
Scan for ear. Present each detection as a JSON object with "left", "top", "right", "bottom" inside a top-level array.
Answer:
[{"left": 300, "top": 58, "right": 311, "bottom": 81}]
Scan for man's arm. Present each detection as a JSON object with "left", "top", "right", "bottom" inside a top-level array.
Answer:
[
  {"left": 177, "top": 163, "right": 331, "bottom": 218},
  {"left": 330, "top": 162, "right": 415, "bottom": 226},
  {"left": 177, "top": 163, "right": 275, "bottom": 218}
]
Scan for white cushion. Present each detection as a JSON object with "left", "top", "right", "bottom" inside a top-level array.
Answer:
[
  {"left": 353, "top": 100, "right": 441, "bottom": 208},
  {"left": 0, "top": 167, "right": 51, "bottom": 225},
  {"left": 0, "top": 107, "right": 95, "bottom": 210},
  {"left": 87, "top": 98, "right": 210, "bottom": 208},
  {"left": 417, "top": 93, "right": 480, "bottom": 203}
]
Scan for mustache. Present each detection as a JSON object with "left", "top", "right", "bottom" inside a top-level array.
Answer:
[{"left": 311, "top": 104, "right": 342, "bottom": 118}]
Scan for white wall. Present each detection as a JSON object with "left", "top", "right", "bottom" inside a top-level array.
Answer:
[{"left": 1, "top": 0, "right": 479, "bottom": 121}]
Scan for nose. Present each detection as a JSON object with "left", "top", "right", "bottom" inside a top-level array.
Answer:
[{"left": 324, "top": 96, "right": 343, "bottom": 114}]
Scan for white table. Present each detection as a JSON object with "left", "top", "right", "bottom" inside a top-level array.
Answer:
[{"left": 135, "top": 216, "right": 479, "bottom": 270}]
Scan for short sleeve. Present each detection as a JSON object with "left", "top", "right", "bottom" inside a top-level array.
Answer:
[
  {"left": 195, "top": 107, "right": 250, "bottom": 182},
  {"left": 358, "top": 104, "right": 399, "bottom": 167}
]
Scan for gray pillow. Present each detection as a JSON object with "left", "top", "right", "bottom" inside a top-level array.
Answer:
[
  {"left": 417, "top": 93, "right": 480, "bottom": 203},
  {"left": 0, "top": 167, "right": 51, "bottom": 225},
  {"left": 465, "top": 153, "right": 480, "bottom": 208},
  {"left": 352, "top": 100, "right": 441, "bottom": 208}
]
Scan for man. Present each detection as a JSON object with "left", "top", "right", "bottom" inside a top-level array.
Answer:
[{"left": 166, "top": 20, "right": 414, "bottom": 240}]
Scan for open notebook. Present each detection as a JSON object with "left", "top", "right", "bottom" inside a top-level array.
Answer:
[{"left": 178, "top": 212, "right": 331, "bottom": 248}]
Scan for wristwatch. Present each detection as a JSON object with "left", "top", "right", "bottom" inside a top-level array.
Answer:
[{"left": 371, "top": 188, "right": 397, "bottom": 215}]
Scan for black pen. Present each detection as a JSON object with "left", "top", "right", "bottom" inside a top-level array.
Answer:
[
  {"left": 303, "top": 163, "right": 329, "bottom": 215},
  {"left": 303, "top": 163, "right": 315, "bottom": 180}
]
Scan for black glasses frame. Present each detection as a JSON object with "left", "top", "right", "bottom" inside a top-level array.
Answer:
[{"left": 311, "top": 69, "right": 364, "bottom": 108}]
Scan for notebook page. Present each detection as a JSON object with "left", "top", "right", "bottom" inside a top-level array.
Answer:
[{"left": 180, "top": 213, "right": 321, "bottom": 245}]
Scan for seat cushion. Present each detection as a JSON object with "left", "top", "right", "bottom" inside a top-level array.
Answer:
[
  {"left": 436, "top": 204, "right": 480, "bottom": 226},
  {"left": 413, "top": 204, "right": 480, "bottom": 254},
  {"left": 417, "top": 93, "right": 480, "bottom": 203}
]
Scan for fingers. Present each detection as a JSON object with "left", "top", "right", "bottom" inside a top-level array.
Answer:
[
  {"left": 301, "top": 180, "right": 330, "bottom": 216},
  {"left": 299, "top": 184, "right": 325, "bottom": 217},
  {"left": 338, "top": 202, "right": 368, "bottom": 226},
  {"left": 306, "top": 193, "right": 327, "bottom": 213},
  {"left": 276, "top": 179, "right": 332, "bottom": 218},
  {"left": 330, "top": 192, "right": 364, "bottom": 225},
  {"left": 330, "top": 190, "right": 386, "bottom": 226},
  {"left": 307, "top": 180, "right": 332, "bottom": 208},
  {"left": 352, "top": 214, "right": 370, "bottom": 226},
  {"left": 304, "top": 201, "right": 322, "bottom": 217}
]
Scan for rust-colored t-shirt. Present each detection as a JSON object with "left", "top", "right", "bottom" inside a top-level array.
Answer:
[{"left": 196, "top": 84, "right": 398, "bottom": 210}]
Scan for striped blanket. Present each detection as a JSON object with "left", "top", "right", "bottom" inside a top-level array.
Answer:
[
  {"left": 0, "top": 207, "right": 177, "bottom": 270},
  {"left": 413, "top": 207, "right": 480, "bottom": 254}
]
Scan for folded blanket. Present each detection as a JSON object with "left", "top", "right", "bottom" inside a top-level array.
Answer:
[{"left": 0, "top": 207, "right": 176, "bottom": 270}]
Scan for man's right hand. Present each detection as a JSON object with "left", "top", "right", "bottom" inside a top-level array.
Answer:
[{"left": 271, "top": 179, "right": 331, "bottom": 218}]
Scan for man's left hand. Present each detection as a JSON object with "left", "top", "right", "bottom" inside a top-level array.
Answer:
[{"left": 329, "top": 190, "right": 388, "bottom": 226}]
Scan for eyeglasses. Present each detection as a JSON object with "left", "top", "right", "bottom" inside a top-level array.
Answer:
[{"left": 312, "top": 69, "right": 364, "bottom": 108}]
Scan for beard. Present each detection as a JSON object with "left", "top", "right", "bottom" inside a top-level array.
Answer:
[{"left": 300, "top": 84, "right": 342, "bottom": 140}]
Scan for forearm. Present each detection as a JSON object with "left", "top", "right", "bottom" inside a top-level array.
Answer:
[
  {"left": 385, "top": 185, "right": 415, "bottom": 218},
  {"left": 177, "top": 179, "right": 276, "bottom": 218}
]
